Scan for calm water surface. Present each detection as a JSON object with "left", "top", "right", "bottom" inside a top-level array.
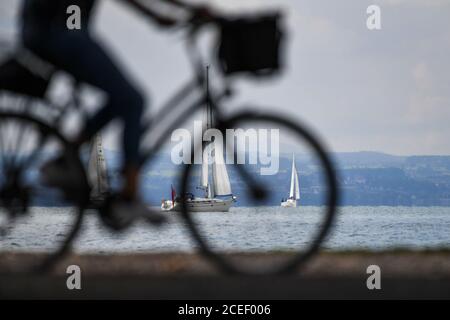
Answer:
[{"left": 1, "top": 206, "right": 449, "bottom": 253}]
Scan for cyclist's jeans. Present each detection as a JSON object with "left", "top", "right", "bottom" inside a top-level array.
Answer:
[{"left": 23, "top": 29, "right": 144, "bottom": 167}]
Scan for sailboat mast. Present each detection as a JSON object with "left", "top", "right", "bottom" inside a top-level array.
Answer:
[
  {"left": 96, "top": 135, "right": 101, "bottom": 195},
  {"left": 206, "top": 65, "right": 212, "bottom": 130},
  {"left": 206, "top": 65, "right": 214, "bottom": 198}
]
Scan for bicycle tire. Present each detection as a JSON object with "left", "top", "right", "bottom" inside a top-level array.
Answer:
[{"left": 180, "top": 111, "right": 339, "bottom": 275}]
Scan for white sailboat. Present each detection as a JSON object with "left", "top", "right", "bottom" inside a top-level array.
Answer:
[
  {"left": 185, "top": 136, "right": 236, "bottom": 211},
  {"left": 87, "top": 134, "right": 110, "bottom": 206},
  {"left": 161, "top": 141, "right": 236, "bottom": 212},
  {"left": 281, "top": 154, "right": 300, "bottom": 208},
  {"left": 161, "top": 67, "right": 236, "bottom": 212}
]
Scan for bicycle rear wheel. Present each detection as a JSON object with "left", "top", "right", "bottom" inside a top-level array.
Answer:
[
  {"left": 180, "top": 111, "right": 339, "bottom": 275},
  {"left": 0, "top": 112, "right": 88, "bottom": 273}
]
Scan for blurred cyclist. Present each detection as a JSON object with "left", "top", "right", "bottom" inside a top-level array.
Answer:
[{"left": 21, "top": 0, "right": 213, "bottom": 225}]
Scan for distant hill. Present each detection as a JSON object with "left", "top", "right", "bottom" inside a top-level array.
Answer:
[
  {"left": 103, "top": 150, "right": 450, "bottom": 207},
  {"left": 18, "top": 150, "right": 450, "bottom": 207},
  {"left": 332, "top": 151, "right": 406, "bottom": 168}
]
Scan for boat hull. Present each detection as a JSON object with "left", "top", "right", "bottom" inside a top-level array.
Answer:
[
  {"left": 281, "top": 199, "right": 297, "bottom": 208},
  {"left": 161, "top": 198, "right": 234, "bottom": 212}
]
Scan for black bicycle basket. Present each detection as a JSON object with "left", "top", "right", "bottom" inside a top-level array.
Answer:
[
  {"left": 217, "top": 13, "right": 284, "bottom": 76},
  {"left": 0, "top": 57, "right": 51, "bottom": 98}
]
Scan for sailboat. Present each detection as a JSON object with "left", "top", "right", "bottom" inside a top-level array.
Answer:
[
  {"left": 161, "top": 67, "right": 236, "bottom": 212},
  {"left": 161, "top": 139, "right": 236, "bottom": 212},
  {"left": 181, "top": 133, "right": 236, "bottom": 212},
  {"left": 87, "top": 134, "right": 110, "bottom": 207},
  {"left": 281, "top": 153, "right": 300, "bottom": 207}
]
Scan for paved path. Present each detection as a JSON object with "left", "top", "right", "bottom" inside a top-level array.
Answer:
[{"left": 1, "top": 250, "right": 449, "bottom": 299}]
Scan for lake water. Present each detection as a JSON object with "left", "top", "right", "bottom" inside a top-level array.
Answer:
[{"left": 1, "top": 206, "right": 449, "bottom": 253}]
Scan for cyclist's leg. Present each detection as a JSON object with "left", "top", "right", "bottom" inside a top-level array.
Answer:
[{"left": 25, "top": 31, "right": 144, "bottom": 197}]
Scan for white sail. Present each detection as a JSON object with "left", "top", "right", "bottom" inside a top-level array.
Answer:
[
  {"left": 294, "top": 165, "right": 300, "bottom": 200},
  {"left": 289, "top": 154, "right": 300, "bottom": 200},
  {"left": 201, "top": 146, "right": 209, "bottom": 188},
  {"left": 88, "top": 134, "right": 109, "bottom": 199},
  {"left": 212, "top": 144, "right": 232, "bottom": 196},
  {"left": 97, "top": 140, "right": 109, "bottom": 194}
]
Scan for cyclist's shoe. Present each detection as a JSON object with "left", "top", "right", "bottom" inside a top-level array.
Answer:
[
  {"left": 100, "top": 195, "right": 166, "bottom": 231},
  {"left": 40, "top": 154, "right": 90, "bottom": 204}
]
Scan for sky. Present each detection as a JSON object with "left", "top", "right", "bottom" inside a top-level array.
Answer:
[{"left": 0, "top": 0, "right": 449, "bottom": 156}]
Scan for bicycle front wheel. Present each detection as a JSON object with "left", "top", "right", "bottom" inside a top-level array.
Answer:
[
  {"left": 180, "top": 111, "right": 339, "bottom": 275},
  {"left": 0, "top": 112, "right": 88, "bottom": 274}
]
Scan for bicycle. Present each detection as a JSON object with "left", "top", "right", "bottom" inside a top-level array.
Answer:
[{"left": 0, "top": 12, "right": 339, "bottom": 275}]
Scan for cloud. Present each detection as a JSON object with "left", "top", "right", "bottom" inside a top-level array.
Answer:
[
  {"left": 407, "top": 62, "right": 450, "bottom": 126},
  {"left": 412, "top": 63, "right": 433, "bottom": 91}
]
